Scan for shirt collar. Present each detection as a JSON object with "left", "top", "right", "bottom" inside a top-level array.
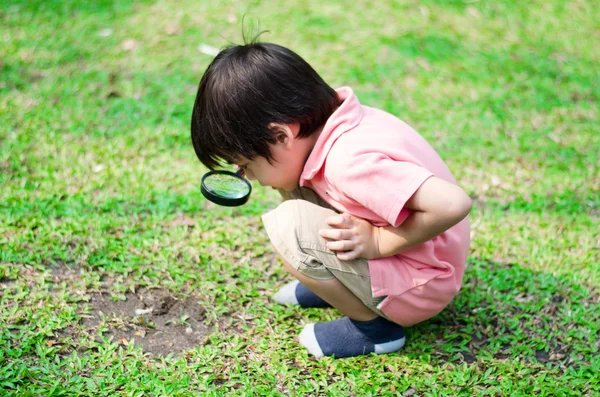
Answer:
[{"left": 300, "top": 87, "right": 363, "bottom": 185}]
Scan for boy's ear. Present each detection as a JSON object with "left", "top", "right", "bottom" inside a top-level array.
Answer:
[{"left": 268, "top": 122, "right": 297, "bottom": 148}]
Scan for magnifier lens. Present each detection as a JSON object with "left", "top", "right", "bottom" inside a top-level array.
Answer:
[
  {"left": 203, "top": 173, "right": 250, "bottom": 199},
  {"left": 201, "top": 170, "right": 252, "bottom": 206}
]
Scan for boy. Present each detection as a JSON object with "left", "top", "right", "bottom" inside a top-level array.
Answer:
[{"left": 191, "top": 41, "right": 472, "bottom": 359}]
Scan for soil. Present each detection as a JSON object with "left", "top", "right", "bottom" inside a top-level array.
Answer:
[
  {"left": 81, "top": 288, "right": 210, "bottom": 357},
  {"left": 48, "top": 260, "right": 211, "bottom": 357}
]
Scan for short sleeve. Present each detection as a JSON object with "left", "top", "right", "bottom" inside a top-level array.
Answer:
[{"left": 332, "top": 152, "right": 433, "bottom": 227}]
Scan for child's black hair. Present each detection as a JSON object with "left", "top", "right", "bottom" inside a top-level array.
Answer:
[{"left": 191, "top": 41, "right": 339, "bottom": 169}]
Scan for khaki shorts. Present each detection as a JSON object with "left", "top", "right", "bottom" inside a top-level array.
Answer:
[{"left": 262, "top": 187, "right": 388, "bottom": 319}]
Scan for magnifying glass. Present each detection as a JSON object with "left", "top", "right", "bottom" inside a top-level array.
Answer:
[{"left": 201, "top": 168, "right": 252, "bottom": 206}]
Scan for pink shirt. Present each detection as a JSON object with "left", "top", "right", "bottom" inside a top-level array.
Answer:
[{"left": 300, "top": 87, "right": 470, "bottom": 326}]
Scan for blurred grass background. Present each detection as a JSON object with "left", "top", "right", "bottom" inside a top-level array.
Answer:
[{"left": 1, "top": 0, "right": 599, "bottom": 395}]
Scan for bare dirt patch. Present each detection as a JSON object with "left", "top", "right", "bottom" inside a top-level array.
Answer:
[
  {"left": 47, "top": 260, "right": 212, "bottom": 356},
  {"left": 81, "top": 288, "right": 210, "bottom": 356}
]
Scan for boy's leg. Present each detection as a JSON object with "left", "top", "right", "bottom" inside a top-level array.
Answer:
[
  {"left": 276, "top": 246, "right": 377, "bottom": 321},
  {"left": 263, "top": 198, "right": 406, "bottom": 358},
  {"left": 277, "top": 250, "right": 404, "bottom": 358},
  {"left": 273, "top": 187, "right": 354, "bottom": 308},
  {"left": 272, "top": 187, "right": 340, "bottom": 309},
  {"left": 273, "top": 279, "right": 333, "bottom": 308}
]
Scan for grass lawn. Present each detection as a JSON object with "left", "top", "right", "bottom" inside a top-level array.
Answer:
[{"left": 1, "top": 0, "right": 599, "bottom": 395}]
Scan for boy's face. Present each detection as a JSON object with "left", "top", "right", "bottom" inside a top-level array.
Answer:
[{"left": 234, "top": 123, "right": 317, "bottom": 192}]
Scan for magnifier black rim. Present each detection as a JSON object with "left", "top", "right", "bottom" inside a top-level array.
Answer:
[{"left": 201, "top": 170, "right": 252, "bottom": 207}]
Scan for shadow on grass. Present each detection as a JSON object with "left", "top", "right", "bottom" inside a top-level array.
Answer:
[{"left": 405, "top": 257, "right": 599, "bottom": 370}]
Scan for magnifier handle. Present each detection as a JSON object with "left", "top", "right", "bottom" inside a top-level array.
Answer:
[{"left": 235, "top": 168, "right": 245, "bottom": 177}]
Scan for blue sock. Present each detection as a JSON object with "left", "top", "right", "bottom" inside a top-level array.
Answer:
[
  {"left": 295, "top": 282, "right": 332, "bottom": 308},
  {"left": 273, "top": 280, "right": 332, "bottom": 308},
  {"left": 299, "top": 316, "right": 405, "bottom": 358}
]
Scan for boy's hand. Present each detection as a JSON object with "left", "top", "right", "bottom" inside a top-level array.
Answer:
[{"left": 319, "top": 213, "right": 381, "bottom": 260}]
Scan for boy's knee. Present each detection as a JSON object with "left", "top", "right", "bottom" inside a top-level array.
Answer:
[
  {"left": 274, "top": 198, "right": 318, "bottom": 215},
  {"left": 274, "top": 198, "right": 302, "bottom": 216},
  {"left": 262, "top": 200, "right": 304, "bottom": 262},
  {"left": 262, "top": 199, "right": 317, "bottom": 238},
  {"left": 263, "top": 200, "right": 335, "bottom": 281},
  {"left": 262, "top": 200, "right": 301, "bottom": 239}
]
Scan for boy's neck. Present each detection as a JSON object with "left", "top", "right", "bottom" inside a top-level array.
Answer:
[{"left": 302, "top": 124, "right": 325, "bottom": 165}]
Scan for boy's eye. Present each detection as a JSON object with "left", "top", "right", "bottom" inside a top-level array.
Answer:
[{"left": 235, "top": 164, "right": 248, "bottom": 175}]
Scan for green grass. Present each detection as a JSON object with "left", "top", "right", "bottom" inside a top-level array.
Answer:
[{"left": 1, "top": 0, "right": 599, "bottom": 395}]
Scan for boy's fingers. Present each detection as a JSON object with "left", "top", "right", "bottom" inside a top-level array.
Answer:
[
  {"left": 319, "top": 228, "right": 352, "bottom": 240},
  {"left": 326, "top": 240, "right": 354, "bottom": 252},
  {"left": 336, "top": 250, "right": 358, "bottom": 261},
  {"left": 326, "top": 213, "right": 352, "bottom": 228},
  {"left": 325, "top": 216, "right": 344, "bottom": 227}
]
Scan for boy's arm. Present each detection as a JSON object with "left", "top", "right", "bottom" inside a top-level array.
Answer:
[
  {"left": 376, "top": 176, "right": 472, "bottom": 257},
  {"left": 319, "top": 176, "right": 472, "bottom": 260}
]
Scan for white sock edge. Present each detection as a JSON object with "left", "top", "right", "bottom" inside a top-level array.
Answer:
[
  {"left": 273, "top": 279, "right": 300, "bottom": 305},
  {"left": 298, "top": 323, "right": 324, "bottom": 358},
  {"left": 374, "top": 336, "right": 406, "bottom": 354}
]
